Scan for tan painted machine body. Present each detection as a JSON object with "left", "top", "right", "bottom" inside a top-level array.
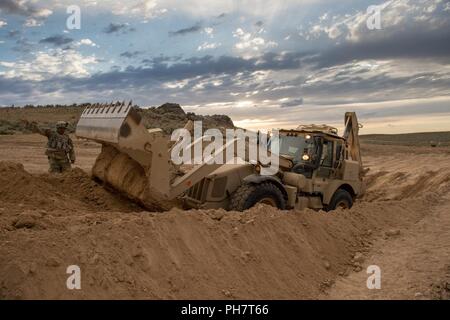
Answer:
[{"left": 76, "top": 102, "right": 364, "bottom": 211}]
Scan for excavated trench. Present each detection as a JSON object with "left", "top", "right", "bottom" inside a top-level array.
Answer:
[{"left": 0, "top": 145, "right": 449, "bottom": 299}]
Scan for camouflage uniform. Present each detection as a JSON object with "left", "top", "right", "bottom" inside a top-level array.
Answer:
[{"left": 30, "top": 121, "right": 76, "bottom": 173}]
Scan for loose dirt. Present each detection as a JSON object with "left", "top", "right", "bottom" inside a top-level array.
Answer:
[{"left": 0, "top": 134, "right": 449, "bottom": 299}]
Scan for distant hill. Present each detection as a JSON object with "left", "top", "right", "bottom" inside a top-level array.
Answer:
[
  {"left": 361, "top": 131, "right": 450, "bottom": 147},
  {"left": 1, "top": 105, "right": 448, "bottom": 147},
  {"left": 0, "top": 103, "right": 234, "bottom": 135}
]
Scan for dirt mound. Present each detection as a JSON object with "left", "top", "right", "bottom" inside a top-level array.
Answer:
[
  {"left": 157, "top": 102, "right": 186, "bottom": 115},
  {"left": 0, "top": 197, "right": 434, "bottom": 299},
  {"left": 0, "top": 161, "right": 61, "bottom": 210},
  {"left": 365, "top": 169, "right": 450, "bottom": 201},
  {"left": 1, "top": 143, "right": 450, "bottom": 299},
  {"left": 0, "top": 103, "right": 235, "bottom": 135},
  {"left": 139, "top": 105, "right": 234, "bottom": 135},
  {"left": 0, "top": 159, "right": 443, "bottom": 299},
  {"left": 363, "top": 154, "right": 450, "bottom": 201},
  {"left": 0, "top": 161, "right": 139, "bottom": 212}
]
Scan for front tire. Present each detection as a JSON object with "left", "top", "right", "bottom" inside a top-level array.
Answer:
[
  {"left": 229, "top": 182, "right": 286, "bottom": 211},
  {"left": 326, "top": 189, "right": 353, "bottom": 211}
]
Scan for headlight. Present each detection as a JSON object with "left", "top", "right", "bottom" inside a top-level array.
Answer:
[
  {"left": 305, "top": 134, "right": 311, "bottom": 140},
  {"left": 302, "top": 154, "right": 310, "bottom": 161}
]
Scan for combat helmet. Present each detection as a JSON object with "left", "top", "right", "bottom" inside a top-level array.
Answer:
[{"left": 56, "top": 121, "right": 68, "bottom": 129}]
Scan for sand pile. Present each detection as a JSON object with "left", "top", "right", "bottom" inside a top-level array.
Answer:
[
  {"left": 363, "top": 153, "right": 450, "bottom": 201},
  {"left": 0, "top": 161, "right": 139, "bottom": 212},
  {"left": 1, "top": 142, "right": 450, "bottom": 299},
  {"left": 0, "top": 158, "right": 446, "bottom": 299},
  {"left": 0, "top": 197, "right": 435, "bottom": 299}
]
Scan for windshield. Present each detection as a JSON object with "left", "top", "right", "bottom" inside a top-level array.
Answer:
[{"left": 269, "top": 135, "right": 315, "bottom": 164}]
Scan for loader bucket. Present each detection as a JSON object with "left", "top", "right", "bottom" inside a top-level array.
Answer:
[
  {"left": 76, "top": 102, "right": 132, "bottom": 144},
  {"left": 76, "top": 102, "right": 179, "bottom": 211}
]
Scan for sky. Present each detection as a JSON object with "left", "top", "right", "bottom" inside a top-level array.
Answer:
[{"left": 0, "top": 0, "right": 450, "bottom": 134}]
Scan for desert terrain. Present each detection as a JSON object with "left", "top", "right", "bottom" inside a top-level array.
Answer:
[{"left": 0, "top": 108, "right": 449, "bottom": 299}]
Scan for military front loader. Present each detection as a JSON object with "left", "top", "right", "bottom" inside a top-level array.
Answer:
[{"left": 76, "top": 102, "right": 365, "bottom": 212}]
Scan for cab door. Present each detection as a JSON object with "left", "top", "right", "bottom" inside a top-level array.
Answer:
[{"left": 316, "top": 139, "right": 334, "bottom": 178}]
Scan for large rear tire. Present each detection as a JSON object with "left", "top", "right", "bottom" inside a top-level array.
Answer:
[
  {"left": 229, "top": 182, "right": 286, "bottom": 211},
  {"left": 326, "top": 189, "right": 353, "bottom": 211}
]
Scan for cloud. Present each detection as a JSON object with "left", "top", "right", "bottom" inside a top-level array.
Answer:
[
  {"left": 73, "top": 38, "right": 98, "bottom": 47},
  {"left": 280, "top": 98, "right": 303, "bottom": 108},
  {"left": 0, "top": 49, "right": 97, "bottom": 81},
  {"left": 127, "top": 0, "right": 330, "bottom": 18},
  {"left": 26, "top": 0, "right": 326, "bottom": 20},
  {"left": 24, "top": 8, "right": 51, "bottom": 27},
  {"left": 313, "top": 28, "right": 450, "bottom": 68},
  {"left": 0, "top": 0, "right": 449, "bottom": 136},
  {"left": 103, "top": 23, "right": 135, "bottom": 34},
  {"left": 120, "top": 51, "right": 143, "bottom": 58},
  {"left": 303, "top": 0, "right": 450, "bottom": 67},
  {"left": 0, "top": 0, "right": 37, "bottom": 16},
  {"left": 203, "top": 27, "right": 214, "bottom": 37},
  {"left": 111, "top": 0, "right": 166, "bottom": 20},
  {"left": 297, "top": 59, "right": 450, "bottom": 106},
  {"left": 0, "top": 51, "right": 303, "bottom": 96},
  {"left": 231, "top": 96, "right": 450, "bottom": 134},
  {"left": 7, "top": 29, "right": 20, "bottom": 38},
  {"left": 20, "top": 0, "right": 166, "bottom": 21},
  {"left": 197, "top": 42, "right": 221, "bottom": 51},
  {"left": 12, "top": 37, "right": 34, "bottom": 53},
  {"left": 255, "top": 20, "right": 263, "bottom": 27},
  {"left": 141, "top": 55, "right": 183, "bottom": 66},
  {"left": 24, "top": 18, "right": 42, "bottom": 27},
  {"left": 1, "top": 50, "right": 450, "bottom": 135},
  {"left": 169, "top": 23, "right": 202, "bottom": 36},
  {"left": 0, "top": 0, "right": 52, "bottom": 25},
  {"left": 39, "top": 35, "right": 74, "bottom": 46},
  {"left": 232, "top": 27, "right": 277, "bottom": 57}
]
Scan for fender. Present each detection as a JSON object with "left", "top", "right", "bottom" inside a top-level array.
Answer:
[{"left": 323, "top": 181, "right": 360, "bottom": 205}]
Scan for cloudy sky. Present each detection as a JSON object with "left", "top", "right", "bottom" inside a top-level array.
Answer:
[{"left": 0, "top": 0, "right": 450, "bottom": 133}]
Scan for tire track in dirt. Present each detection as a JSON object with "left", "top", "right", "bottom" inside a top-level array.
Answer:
[
  {"left": 323, "top": 196, "right": 450, "bottom": 300},
  {"left": 322, "top": 153, "right": 450, "bottom": 299}
]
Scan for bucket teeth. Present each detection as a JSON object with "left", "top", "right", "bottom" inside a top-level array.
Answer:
[{"left": 76, "top": 100, "right": 134, "bottom": 143}]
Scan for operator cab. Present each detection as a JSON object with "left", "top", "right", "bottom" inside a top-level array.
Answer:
[{"left": 269, "top": 127, "right": 345, "bottom": 179}]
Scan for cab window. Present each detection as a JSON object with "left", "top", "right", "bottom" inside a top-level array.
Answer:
[{"left": 321, "top": 140, "right": 333, "bottom": 167}]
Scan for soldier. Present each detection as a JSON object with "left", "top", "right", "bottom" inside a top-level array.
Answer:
[{"left": 25, "top": 120, "right": 76, "bottom": 173}]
